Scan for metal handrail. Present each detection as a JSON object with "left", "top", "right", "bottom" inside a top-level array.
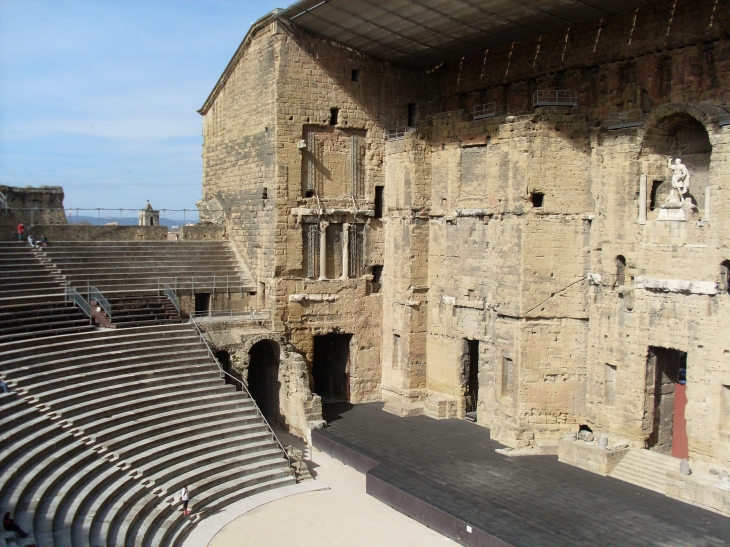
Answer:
[
  {"left": 190, "top": 308, "right": 272, "bottom": 321},
  {"left": 189, "top": 317, "right": 291, "bottom": 468},
  {"left": 66, "top": 286, "right": 92, "bottom": 320},
  {"left": 89, "top": 286, "right": 112, "bottom": 320},
  {"left": 163, "top": 284, "right": 181, "bottom": 314},
  {"left": 0, "top": 190, "right": 6, "bottom": 213},
  {"left": 607, "top": 109, "right": 643, "bottom": 130},
  {"left": 533, "top": 89, "right": 578, "bottom": 107}
]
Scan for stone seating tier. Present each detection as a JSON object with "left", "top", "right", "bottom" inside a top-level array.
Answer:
[
  {"left": 38, "top": 241, "right": 253, "bottom": 295},
  {"left": 0, "top": 324, "right": 294, "bottom": 547}
]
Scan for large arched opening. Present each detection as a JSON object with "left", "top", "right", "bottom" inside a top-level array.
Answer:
[{"left": 247, "top": 340, "right": 281, "bottom": 423}]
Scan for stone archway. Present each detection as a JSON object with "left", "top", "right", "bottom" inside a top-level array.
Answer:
[{"left": 247, "top": 339, "right": 281, "bottom": 423}]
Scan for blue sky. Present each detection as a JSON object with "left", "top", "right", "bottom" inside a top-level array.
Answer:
[{"left": 0, "top": 0, "right": 283, "bottom": 221}]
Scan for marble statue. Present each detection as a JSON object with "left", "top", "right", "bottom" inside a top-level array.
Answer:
[{"left": 667, "top": 157, "right": 690, "bottom": 203}]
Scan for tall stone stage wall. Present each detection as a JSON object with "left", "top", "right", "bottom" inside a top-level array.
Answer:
[{"left": 198, "top": 0, "right": 730, "bottom": 490}]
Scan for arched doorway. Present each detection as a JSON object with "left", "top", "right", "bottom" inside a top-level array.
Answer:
[
  {"left": 247, "top": 340, "right": 281, "bottom": 423},
  {"left": 215, "top": 350, "right": 241, "bottom": 391}
]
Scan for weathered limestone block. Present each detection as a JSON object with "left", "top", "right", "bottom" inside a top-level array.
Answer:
[
  {"left": 666, "top": 470, "right": 730, "bottom": 517},
  {"left": 423, "top": 395, "right": 458, "bottom": 420},
  {"left": 557, "top": 439, "right": 630, "bottom": 476}
]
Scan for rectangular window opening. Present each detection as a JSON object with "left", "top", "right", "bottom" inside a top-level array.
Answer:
[
  {"left": 351, "top": 69, "right": 360, "bottom": 82},
  {"left": 330, "top": 108, "right": 339, "bottom": 126},
  {"left": 262, "top": 187, "right": 268, "bottom": 200},
  {"left": 605, "top": 364, "right": 617, "bottom": 406},
  {"left": 374, "top": 186, "right": 384, "bottom": 219},
  {"left": 531, "top": 192, "right": 544, "bottom": 208},
  {"left": 372, "top": 265, "right": 383, "bottom": 284},
  {"left": 623, "top": 65, "right": 637, "bottom": 85},
  {"left": 722, "top": 385, "right": 730, "bottom": 431},
  {"left": 393, "top": 334, "right": 401, "bottom": 369},
  {"left": 502, "top": 357, "right": 513, "bottom": 397},
  {"left": 407, "top": 102, "right": 417, "bottom": 127}
]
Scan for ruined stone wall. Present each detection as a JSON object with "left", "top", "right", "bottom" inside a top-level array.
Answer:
[
  {"left": 200, "top": 21, "right": 280, "bottom": 297},
  {"left": 582, "top": 104, "right": 730, "bottom": 466},
  {"left": 202, "top": 0, "right": 730, "bottom": 466},
  {"left": 271, "top": 27, "right": 438, "bottom": 403},
  {"left": 437, "top": 0, "right": 730, "bottom": 119},
  {"left": 0, "top": 185, "right": 67, "bottom": 240}
]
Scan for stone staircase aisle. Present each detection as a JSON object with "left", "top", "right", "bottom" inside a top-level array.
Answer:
[
  {"left": 0, "top": 324, "right": 294, "bottom": 547},
  {"left": 608, "top": 449, "right": 680, "bottom": 494},
  {"left": 0, "top": 242, "right": 94, "bottom": 343}
]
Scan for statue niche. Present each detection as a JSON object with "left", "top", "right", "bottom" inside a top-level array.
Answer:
[{"left": 640, "top": 113, "right": 711, "bottom": 222}]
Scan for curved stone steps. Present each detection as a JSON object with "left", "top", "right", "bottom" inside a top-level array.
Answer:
[
  {"left": 0, "top": 325, "right": 198, "bottom": 362},
  {"left": 152, "top": 469, "right": 295, "bottom": 547},
  {"left": 14, "top": 357, "right": 211, "bottom": 402},
  {"left": 95, "top": 429, "right": 277, "bottom": 546},
  {"left": 93, "top": 405, "right": 260, "bottom": 455},
  {"left": 50, "top": 378, "right": 229, "bottom": 430},
  {"left": 29, "top": 370, "right": 220, "bottom": 417},
  {"left": 83, "top": 393, "right": 251, "bottom": 444},
  {"left": 4, "top": 341, "right": 207, "bottom": 382},
  {"left": 66, "top": 384, "right": 237, "bottom": 431},
  {"left": 134, "top": 458, "right": 292, "bottom": 547},
  {"left": 166, "top": 475, "right": 296, "bottom": 547},
  {"left": 0, "top": 324, "right": 293, "bottom": 546},
  {"left": 72, "top": 441, "right": 281, "bottom": 547}
]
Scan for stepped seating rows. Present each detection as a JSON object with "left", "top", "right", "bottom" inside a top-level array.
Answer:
[
  {"left": 39, "top": 241, "right": 253, "bottom": 296},
  {"left": 608, "top": 448, "right": 679, "bottom": 494},
  {"left": 0, "top": 324, "right": 295, "bottom": 547},
  {"left": 104, "top": 296, "right": 183, "bottom": 329},
  {"left": 0, "top": 243, "right": 94, "bottom": 343}
]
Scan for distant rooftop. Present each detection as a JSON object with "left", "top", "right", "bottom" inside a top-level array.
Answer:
[{"left": 278, "top": 0, "right": 654, "bottom": 69}]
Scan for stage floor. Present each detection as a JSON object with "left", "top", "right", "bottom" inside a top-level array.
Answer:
[{"left": 314, "top": 403, "right": 730, "bottom": 547}]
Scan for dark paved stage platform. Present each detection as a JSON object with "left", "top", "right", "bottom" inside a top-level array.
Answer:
[{"left": 313, "top": 403, "right": 730, "bottom": 547}]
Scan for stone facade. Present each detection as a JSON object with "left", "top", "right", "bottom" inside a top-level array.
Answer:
[{"left": 199, "top": 0, "right": 730, "bottom": 474}]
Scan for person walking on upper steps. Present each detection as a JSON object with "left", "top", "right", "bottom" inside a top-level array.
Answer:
[
  {"left": 16, "top": 222, "right": 24, "bottom": 242},
  {"left": 180, "top": 486, "right": 190, "bottom": 515}
]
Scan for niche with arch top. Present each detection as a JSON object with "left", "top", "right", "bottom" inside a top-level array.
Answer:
[
  {"left": 247, "top": 340, "right": 281, "bottom": 423},
  {"left": 640, "top": 113, "right": 711, "bottom": 216},
  {"left": 615, "top": 255, "right": 626, "bottom": 287}
]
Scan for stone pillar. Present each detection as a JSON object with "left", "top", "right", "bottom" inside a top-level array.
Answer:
[
  {"left": 638, "top": 174, "right": 647, "bottom": 224},
  {"left": 704, "top": 186, "right": 710, "bottom": 221},
  {"left": 341, "top": 222, "right": 350, "bottom": 280},
  {"left": 319, "top": 220, "right": 329, "bottom": 280}
]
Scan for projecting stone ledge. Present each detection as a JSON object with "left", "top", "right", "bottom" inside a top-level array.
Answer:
[
  {"left": 288, "top": 294, "right": 339, "bottom": 302},
  {"left": 634, "top": 277, "right": 718, "bottom": 295}
]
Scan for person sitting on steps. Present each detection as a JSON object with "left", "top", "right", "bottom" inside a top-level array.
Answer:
[{"left": 3, "top": 512, "right": 29, "bottom": 538}]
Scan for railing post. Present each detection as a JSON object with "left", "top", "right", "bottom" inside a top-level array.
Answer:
[
  {"left": 192, "top": 275, "right": 195, "bottom": 296},
  {"left": 226, "top": 275, "right": 229, "bottom": 296},
  {"left": 175, "top": 276, "right": 177, "bottom": 292},
  {"left": 213, "top": 274, "right": 216, "bottom": 294}
]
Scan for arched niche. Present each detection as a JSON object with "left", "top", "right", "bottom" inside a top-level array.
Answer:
[
  {"left": 247, "top": 339, "right": 281, "bottom": 424},
  {"left": 639, "top": 109, "right": 713, "bottom": 217}
]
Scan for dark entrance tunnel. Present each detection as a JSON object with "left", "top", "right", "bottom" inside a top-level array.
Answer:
[
  {"left": 312, "top": 333, "right": 352, "bottom": 403},
  {"left": 247, "top": 340, "right": 281, "bottom": 423}
]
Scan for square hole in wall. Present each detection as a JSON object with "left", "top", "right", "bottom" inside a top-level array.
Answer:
[
  {"left": 330, "top": 108, "right": 339, "bottom": 126},
  {"left": 531, "top": 192, "right": 544, "bottom": 208},
  {"left": 351, "top": 69, "right": 360, "bottom": 82}
]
